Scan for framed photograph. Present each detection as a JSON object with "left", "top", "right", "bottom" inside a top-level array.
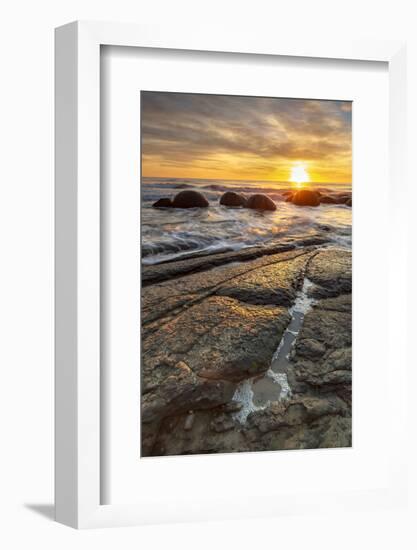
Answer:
[{"left": 55, "top": 21, "right": 408, "bottom": 528}]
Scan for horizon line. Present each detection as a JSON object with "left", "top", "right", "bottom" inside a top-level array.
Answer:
[{"left": 141, "top": 175, "right": 352, "bottom": 185}]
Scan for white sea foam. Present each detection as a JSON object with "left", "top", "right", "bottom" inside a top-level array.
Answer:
[
  {"left": 267, "top": 370, "right": 292, "bottom": 400},
  {"left": 272, "top": 332, "right": 286, "bottom": 362},
  {"left": 232, "top": 370, "right": 291, "bottom": 425},
  {"left": 232, "top": 380, "right": 265, "bottom": 424},
  {"left": 142, "top": 177, "right": 352, "bottom": 265},
  {"left": 289, "top": 277, "right": 316, "bottom": 316}
]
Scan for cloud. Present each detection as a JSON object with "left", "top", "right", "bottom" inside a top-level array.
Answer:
[{"left": 141, "top": 91, "right": 352, "bottom": 181}]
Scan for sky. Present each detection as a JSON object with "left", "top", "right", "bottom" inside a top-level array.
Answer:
[{"left": 141, "top": 91, "right": 352, "bottom": 184}]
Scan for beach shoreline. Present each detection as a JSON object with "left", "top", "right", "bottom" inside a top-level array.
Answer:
[{"left": 141, "top": 179, "right": 352, "bottom": 266}]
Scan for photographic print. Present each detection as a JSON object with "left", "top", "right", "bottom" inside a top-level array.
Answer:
[{"left": 141, "top": 92, "right": 352, "bottom": 457}]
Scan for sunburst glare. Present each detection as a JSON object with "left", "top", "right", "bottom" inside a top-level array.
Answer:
[{"left": 290, "top": 164, "right": 310, "bottom": 188}]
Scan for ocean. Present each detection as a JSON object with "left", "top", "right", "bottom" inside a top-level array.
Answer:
[{"left": 141, "top": 177, "right": 352, "bottom": 265}]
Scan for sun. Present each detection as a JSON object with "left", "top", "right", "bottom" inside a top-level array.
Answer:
[{"left": 290, "top": 164, "right": 310, "bottom": 188}]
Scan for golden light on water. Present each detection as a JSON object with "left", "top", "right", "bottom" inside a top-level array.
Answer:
[{"left": 290, "top": 164, "right": 310, "bottom": 188}]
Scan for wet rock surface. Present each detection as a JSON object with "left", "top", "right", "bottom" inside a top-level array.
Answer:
[
  {"left": 171, "top": 190, "right": 209, "bottom": 208},
  {"left": 142, "top": 237, "right": 330, "bottom": 286},
  {"left": 141, "top": 244, "right": 352, "bottom": 456},
  {"left": 319, "top": 195, "right": 338, "bottom": 204},
  {"left": 292, "top": 189, "right": 321, "bottom": 207},
  {"left": 219, "top": 191, "right": 247, "bottom": 207},
  {"left": 306, "top": 248, "right": 352, "bottom": 297},
  {"left": 152, "top": 197, "right": 172, "bottom": 208},
  {"left": 246, "top": 193, "right": 277, "bottom": 211}
]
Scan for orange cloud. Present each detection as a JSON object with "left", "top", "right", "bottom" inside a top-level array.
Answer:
[{"left": 141, "top": 92, "right": 352, "bottom": 183}]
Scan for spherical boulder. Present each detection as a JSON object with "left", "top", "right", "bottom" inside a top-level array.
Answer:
[
  {"left": 292, "top": 189, "right": 320, "bottom": 207},
  {"left": 320, "top": 195, "right": 338, "bottom": 204},
  {"left": 335, "top": 193, "right": 352, "bottom": 205},
  {"left": 152, "top": 197, "right": 172, "bottom": 208},
  {"left": 171, "top": 190, "right": 209, "bottom": 208},
  {"left": 219, "top": 191, "right": 247, "bottom": 207},
  {"left": 246, "top": 193, "right": 277, "bottom": 211}
]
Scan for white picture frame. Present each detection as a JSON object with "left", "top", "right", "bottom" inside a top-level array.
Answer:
[{"left": 55, "top": 20, "right": 407, "bottom": 529}]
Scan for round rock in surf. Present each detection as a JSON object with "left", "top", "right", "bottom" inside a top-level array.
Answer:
[
  {"left": 292, "top": 189, "right": 320, "bottom": 207},
  {"left": 319, "top": 195, "right": 338, "bottom": 205},
  {"left": 334, "top": 193, "right": 352, "bottom": 205},
  {"left": 172, "top": 190, "right": 209, "bottom": 208},
  {"left": 152, "top": 197, "right": 173, "bottom": 208},
  {"left": 246, "top": 193, "right": 277, "bottom": 211},
  {"left": 219, "top": 191, "right": 247, "bottom": 207}
]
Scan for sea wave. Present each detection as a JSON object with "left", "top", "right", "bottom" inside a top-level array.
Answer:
[{"left": 141, "top": 177, "right": 352, "bottom": 264}]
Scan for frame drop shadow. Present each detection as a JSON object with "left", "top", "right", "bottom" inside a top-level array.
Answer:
[{"left": 24, "top": 503, "right": 55, "bottom": 521}]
